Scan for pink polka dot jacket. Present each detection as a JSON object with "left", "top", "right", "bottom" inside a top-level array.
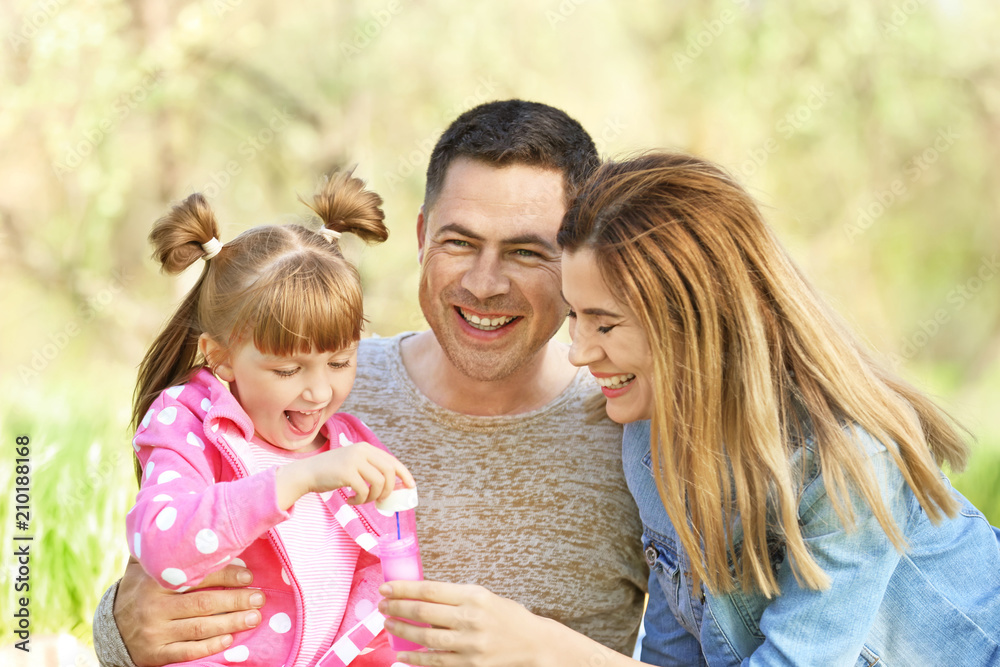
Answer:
[{"left": 127, "top": 368, "right": 403, "bottom": 666}]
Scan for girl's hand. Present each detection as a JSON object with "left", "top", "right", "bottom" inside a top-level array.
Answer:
[
  {"left": 311, "top": 440, "right": 415, "bottom": 503},
  {"left": 276, "top": 441, "right": 414, "bottom": 509},
  {"left": 377, "top": 580, "right": 623, "bottom": 667}
]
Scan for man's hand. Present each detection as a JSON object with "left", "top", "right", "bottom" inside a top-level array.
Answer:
[{"left": 114, "top": 557, "right": 265, "bottom": 667}]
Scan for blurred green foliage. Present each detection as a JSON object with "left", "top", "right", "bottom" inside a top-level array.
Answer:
[{"left": 1, "top": 0, "right": 998, "bottom": 646}]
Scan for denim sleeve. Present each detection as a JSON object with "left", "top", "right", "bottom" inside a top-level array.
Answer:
[
  {"left": 641, "top": 570, "right": 707, "bottom": 667},
  {"left": 745, "top": 444, "right": 909, "bottom": 667}
]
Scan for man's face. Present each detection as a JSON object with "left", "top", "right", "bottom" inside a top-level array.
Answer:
[{"left": 417, "top": 158, "right": 568, "bottom": 382}]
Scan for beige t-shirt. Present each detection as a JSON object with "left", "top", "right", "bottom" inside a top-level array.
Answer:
[{"left": 94, "top": 332, "right": 647, "bottom": 664}]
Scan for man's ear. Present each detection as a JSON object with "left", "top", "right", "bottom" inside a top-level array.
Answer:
[
  {"left": 416, "top": 205, "right": 427, "bottom": 264},
  {"left": 198, "top": 333, "right": 235, "bottom": 382}
]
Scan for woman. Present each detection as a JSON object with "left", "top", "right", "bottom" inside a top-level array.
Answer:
[{"left": 380, "top": 152, "right": 1000, "bottom": 666}]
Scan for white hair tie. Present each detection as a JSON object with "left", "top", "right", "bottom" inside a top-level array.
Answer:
[
  {"left": 201, "top": 237, "right": 223, "bottom": 260},
  {"left": 318, "top": 228, "right": 342, "bottom": 243}
]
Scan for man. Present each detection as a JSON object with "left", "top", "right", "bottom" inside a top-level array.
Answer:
[{"left": 94, "top": 100, "right": 647, "bottom": 666}]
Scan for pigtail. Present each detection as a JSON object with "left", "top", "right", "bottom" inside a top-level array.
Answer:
[
  {"left": 131, "top": 194, "right": 221, "bottom": 482},
  {"left": 301, "top": 168, "right": 389, "bottom": 244}
]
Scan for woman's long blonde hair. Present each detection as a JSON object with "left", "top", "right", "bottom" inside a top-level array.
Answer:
[
  {"left": 132, "top": 169, "right": 388, "bottom": 482},
  {"left": 558, "top": 152, "right": 969, "bottom": 596}
]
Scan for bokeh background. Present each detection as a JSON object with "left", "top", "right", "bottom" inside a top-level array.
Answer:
[{"left": 2, "top": 0, "right": 999, "bottom": 662}]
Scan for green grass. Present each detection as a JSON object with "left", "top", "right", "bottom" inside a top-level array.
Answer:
[{"left": 0, "top": 372, "right": 136, "bottom": 646}]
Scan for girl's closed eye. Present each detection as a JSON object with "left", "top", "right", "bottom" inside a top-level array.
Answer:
[
  {"left": 329, "top": 359, "right": 352, "bottom": 369},
  {"left": 273, "top": 367, "right": 299, "bottom": 377}
]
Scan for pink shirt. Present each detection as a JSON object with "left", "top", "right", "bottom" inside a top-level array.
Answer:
[{"left": 127, "top": 368, "right": 403, "bottom": 667}]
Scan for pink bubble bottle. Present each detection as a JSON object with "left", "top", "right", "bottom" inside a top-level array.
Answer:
[{"left": 376, "top": 483, "right": 426, "bottom": 652}]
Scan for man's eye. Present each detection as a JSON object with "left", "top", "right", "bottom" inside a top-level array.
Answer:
[
  {"left": 514, "top": 249, "right": 540, "bottom": 258},
  {"left": 445, "top": 239, "right": 471, "bottom": 247}
]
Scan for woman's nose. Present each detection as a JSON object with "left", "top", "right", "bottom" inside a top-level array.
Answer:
[{"left": 568, "top": 330, "right": 601, "bottom": 368}]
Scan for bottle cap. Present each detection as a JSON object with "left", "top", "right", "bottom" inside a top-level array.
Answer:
[{"left": 376, "top": 486, "right": 419, "bottom": 516}]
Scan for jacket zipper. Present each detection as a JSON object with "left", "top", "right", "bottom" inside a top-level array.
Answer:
[{"left": 213, "top": 425, "right": 307, "bottom": 667}]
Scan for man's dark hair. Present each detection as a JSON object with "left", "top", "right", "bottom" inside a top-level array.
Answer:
[{"left": 424, "top": 99, "right": 600, "bottom": 210}]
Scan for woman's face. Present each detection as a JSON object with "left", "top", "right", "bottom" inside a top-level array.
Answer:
[{"left": 562, "top": 249, "right": 655, "bottom": 424}]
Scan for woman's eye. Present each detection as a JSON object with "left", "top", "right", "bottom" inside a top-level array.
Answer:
[
  {"left": 597, "top": 325, "right": 616, "bottom": 334},
  {"left": 567, "top": 309, "right": 577, "bottom": 319}
]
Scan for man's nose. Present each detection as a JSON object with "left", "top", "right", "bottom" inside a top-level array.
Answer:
[{"left": 460, "top": 252, "right": 510, "bottom": 302}]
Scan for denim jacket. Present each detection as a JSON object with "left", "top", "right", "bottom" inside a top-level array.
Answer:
[{"left": 623, "top": 420, "right": 1000, "bottom": 666}]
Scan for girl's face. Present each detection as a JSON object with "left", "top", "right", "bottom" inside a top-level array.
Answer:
[
  {"left": 562, "top": 249, "right": 655, "bottom": 424},
  {"left": 206, "top": 337, "right": 358, "bottom": 452}
]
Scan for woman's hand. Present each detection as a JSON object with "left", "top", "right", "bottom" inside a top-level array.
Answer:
[
  {"left": 114, "top": 557, "right": 264, "bottom": 667},
  {"left": 377, "top": 580, "right": 628, "bottom": 667}
]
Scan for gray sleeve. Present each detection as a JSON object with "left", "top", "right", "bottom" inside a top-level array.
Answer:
[{"left": 93, "top": 580, "right": 138, "bottom": 667}]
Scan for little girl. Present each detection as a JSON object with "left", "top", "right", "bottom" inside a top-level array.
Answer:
[{"left": 126, "top": 170, "right": 413, "bottom": 667}]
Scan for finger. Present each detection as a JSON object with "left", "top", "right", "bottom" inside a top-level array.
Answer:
[
  {"left": 170, "top": 585, "right": 266, "bottom": 619},
  {"left": 380, "top": 579, "right": 482, "bottom": 606},
  {"left": 170, "top": 605, "right": 263, "bottom": 641},
  {"left": 395, "top": 462, "right": 416, "bottom": 489},
  {"left": 385, "top": 618, "right": 464, "bottom": 654},
  {"left": 346, "top": 473, "right": 372, "bottom": 505},
  {"left": 359, "top": 462, "right": 386, "bottom": 501},
  {"left": 378, "top": 597, "right": 463, "bottom": 629},
  {"left": 155, "top": 633, "right": 239, "bottom": 666},
  {"left": 188, "top": 563, "right": 253, "bottom": 589}
]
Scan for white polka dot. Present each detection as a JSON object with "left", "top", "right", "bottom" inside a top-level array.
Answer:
[
  {"left": 152, "top": 494, "right": 172, "bottom": 502},
  {"left": 230, "top": 557, "right": 247, "bottom": 568},
  {"left": 214, "top": 555, "right": 231, "bottom": 567},
  {"left": 144, "top": 461, "right": 155, "bottom": 480},
  {"left": 319, "top": 490, "right": 334, "bottom": 502},
  {"left": 176, "top": 586, "right": 190, "bottom": 593},
  {"left": 161, "top": 568, "right": 186, "bottom": 586},
  {"left": 165, "top": 386, "right": 184, "bottom": 399},
  {"left": 157, "top": 406, "right": 178, "bottom": 425},
  {"left": 141, "top": 409, "right": 153, "bottom": 428},
  {"left": 339, "top": 433, "right": 353, "bottom": 448},
  {"left": 186, "top": 432, "right": 205, "bottom": 449},
  {"left": 133, "top": 533, "right": 141, "bottom": 558},
  {"left": 269, "top": 612, "right": 292, "bottom": 634},
  {"left": 201, "top": 398, "right": 212, "bottom": 412},
  {"left": 223, "top": 645, "right": 249, "bottom": 663},
  {"left": 195, "top": 528, "right": 219, "bottom": 554},
  {"left": 281, "top": 568, "right": 290, "bottom": 585},
  {"left": 132, "top": 438, "right": 141, "bottom": 452},
  {"left": 392, "top": 663, "right": 409, "bottom": 667},
  {"left": 354, "top": 599, "right": 375, "bottom": 619},
  {"left": 157, "top": 470, "right": 181, "bottom": 485},
  {"left": 155, "top": 506, "right": 177, "bottom": 531},
  {"left": 211, "top": 422, "right": 219, "bottom": 432}
]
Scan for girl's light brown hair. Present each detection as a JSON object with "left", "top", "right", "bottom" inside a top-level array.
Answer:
[
  {"left": 132, "top": 169, "right": 387, "bottom": 481},
  {"left": 558, "top": 152, "right": 968, "bottom": 596}
]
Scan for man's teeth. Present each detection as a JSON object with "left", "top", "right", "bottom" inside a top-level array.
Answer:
[
  {"left": 460, "top": 309, "right": 516, "bottom": 331},
  {"left": 595, "top": 374, "right": 636, "bottom": 389}
]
